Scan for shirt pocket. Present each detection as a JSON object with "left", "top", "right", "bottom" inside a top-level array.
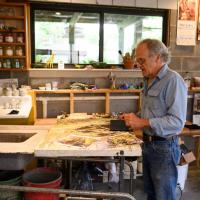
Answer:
[{"left": 148, "top": 89, "right": 165, "bottom": 117}]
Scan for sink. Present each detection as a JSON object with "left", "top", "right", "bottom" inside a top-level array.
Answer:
[
  {"left": 0, "top": 132, "right": 36, "bottom": 143},
  {"left": 0, "top": 132, "right": 37, "bottom": 170}
]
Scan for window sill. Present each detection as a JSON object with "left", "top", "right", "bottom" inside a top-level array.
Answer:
[{"left": 29, "top": 68, "right": 143, "bottom": 78}]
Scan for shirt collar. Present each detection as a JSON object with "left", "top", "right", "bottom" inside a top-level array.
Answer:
[
  {"left": 156, "top": 64, "right": 168, "bottom": 80},
  {"left": 143, "top": 64, "right": 168, "bottom": 82}
]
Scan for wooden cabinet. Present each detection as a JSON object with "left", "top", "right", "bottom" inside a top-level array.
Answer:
[{"left": 0, "top": 2, "right": 28, "bottom": 71}]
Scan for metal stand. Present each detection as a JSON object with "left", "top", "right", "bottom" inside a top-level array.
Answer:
[{"left": 41, "top": 151, "right": 135, "bottom": 196}]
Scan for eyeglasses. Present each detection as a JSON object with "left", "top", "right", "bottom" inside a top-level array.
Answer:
[{"left": 134, "top": 58, "right": 146, "bottom": 65}]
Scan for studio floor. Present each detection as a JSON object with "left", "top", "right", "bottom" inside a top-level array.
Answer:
[{"left": 92, "top": 166, "right": 200, "bottom": 200}]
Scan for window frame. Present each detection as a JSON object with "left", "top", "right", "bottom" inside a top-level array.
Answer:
[{"left": 30, "top": 2, "right": 170, "bottom": 65}]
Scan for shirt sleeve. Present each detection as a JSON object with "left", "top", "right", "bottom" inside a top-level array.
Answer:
[{"left": 149, "top": 75, "right": 187, "bottom": 137}]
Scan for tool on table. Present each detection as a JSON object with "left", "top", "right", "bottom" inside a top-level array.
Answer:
[{"left": 110, "top": 119, "right": 130, "bottom": 131}]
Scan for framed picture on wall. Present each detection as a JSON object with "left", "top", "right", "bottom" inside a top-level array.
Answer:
[{"left": 178, "top": 0, "right": 196, "bottom": 21}]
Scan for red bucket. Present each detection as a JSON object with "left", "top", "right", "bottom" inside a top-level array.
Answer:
[{"left": 23, "top": 167, "right": 62, "bottom": 200}]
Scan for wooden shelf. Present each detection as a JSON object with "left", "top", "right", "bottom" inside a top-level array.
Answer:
[
  {"left": 0, "top": 16, "right": 24, "bottom": 20},
  {"left": 0, "top": 2, "right": 28, "bottom": 71},
  {"left": 34, "top": 89, "right": 141, "bottom": 94},
  {"left": 190, "top": 87, "right": 200, "bottom": 92},
  {"left": 33, "top": 89, "right": 141, "bottom": 115},
  {"left": 0, "top": 2, "right": 26, "bottom": 7},
  {"left": 0, "top": 29, "right": 25, "bottom": 33},
  {"left": 0, "top": 68, "right": 26, "bottom": 71},
  {"left": 0, "top": 42, "right": 25, "bottom": 46},
  {"left": 0, "top": 56, "right": 25, "bottom": 59}
]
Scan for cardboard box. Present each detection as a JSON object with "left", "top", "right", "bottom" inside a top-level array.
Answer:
[{"left": 179, "top": 144, "right": 196, "bottom": 165}]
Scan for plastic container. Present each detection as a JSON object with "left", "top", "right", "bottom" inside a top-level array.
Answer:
[
  {"left": 23, "top": 167, "right": 62, "bottom": 200},
  {"left": 177, "top": 164, "right": 188, "bottom": 190},
  {"left": 0, "top": 170, "right": 23, "bottom": 200}
]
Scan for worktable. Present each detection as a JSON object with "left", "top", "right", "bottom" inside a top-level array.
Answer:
[
  {"left": 35, "top": 118, "right": 142, "bottom": 157},
  {"left": 34, "top": 116, "right": 142, "bottom": 194},
  {"left": 34, "top": 118, "right": 200, "bottom": 167}
]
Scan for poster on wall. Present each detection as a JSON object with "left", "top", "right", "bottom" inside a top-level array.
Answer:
[
  {"left": 193, "top": 93, "right": 200, "bottom": 125},
  {"left": 176, "top": 0, "right": 198, "bottom": 46},
  {"left": 197, "top": 0, "right": 200, "bottom": 40}
]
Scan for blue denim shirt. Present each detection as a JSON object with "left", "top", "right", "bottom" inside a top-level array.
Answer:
[{"left": 141, "top": 64, "right": 187, "bottom": 138}]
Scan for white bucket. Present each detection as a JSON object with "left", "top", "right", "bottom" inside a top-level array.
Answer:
[{"left": 177, "top": 164, "right": 188, "bottom": 190}]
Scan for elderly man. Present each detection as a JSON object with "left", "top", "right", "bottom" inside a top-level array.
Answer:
[{"left": 121, "top": 39, "right": 187, "bottom": 200}]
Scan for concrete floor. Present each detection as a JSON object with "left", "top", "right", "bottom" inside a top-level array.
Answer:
[
  {"left": 132, "top": 166, "right": 200, "bottom": 200},
  {"left": 93, "top": 166, "right": 200, "bottom": 200},
  {"left": 181, "top": 167, "right": 200, "bottom": 200}
]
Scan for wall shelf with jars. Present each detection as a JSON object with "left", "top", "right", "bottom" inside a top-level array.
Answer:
[{"left": 0, "top": 2, "right": 28, "bottom": 70}]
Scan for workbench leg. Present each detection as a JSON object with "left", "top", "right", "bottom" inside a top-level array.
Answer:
[
  {"left": 64, "top": 160, "right": 73, "bottom": 189},
  {"left": 196, "top": 137, "right": 200, "bottom": 168},
  {"left": 118, "top": 151, "right": 125, "bottom": 192}
]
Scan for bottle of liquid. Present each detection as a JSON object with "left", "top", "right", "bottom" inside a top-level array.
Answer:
[
  {"left": 184, "top": 72, "right": 191, "bottom": 89},
  {"left": 0, "top": 46, "right": 3, "bottom": 56},
  {"left": 6, "top": 59, "right": 11, "bottom": 68},
  {"left": 15, "top": 59, "right": 20, "bottom": 68}
]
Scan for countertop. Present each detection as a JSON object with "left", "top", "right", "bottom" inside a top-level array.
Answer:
[
  {"left": 0, "top": 125, "right": 52, "bottom": 154},
  {"left": 1, "top": 118, "right": 199, "bottom": 156}
]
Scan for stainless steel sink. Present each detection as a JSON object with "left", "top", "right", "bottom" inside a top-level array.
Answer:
[{"left": 0, "top": 132, "right": 36, "bottom": 143}]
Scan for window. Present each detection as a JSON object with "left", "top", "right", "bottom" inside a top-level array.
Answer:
[
  {"left": 31, "top": 3, "right": 169, "bottom": 66},
  {"left": 103, "top": 14, "right": 163, "bottom": 64},
  {"left": 34, "top": 10, "right": 99, "bottom": 64}
]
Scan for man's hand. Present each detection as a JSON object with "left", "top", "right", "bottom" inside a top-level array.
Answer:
[{"left": 120, "top": 113, "right": 150, "bottom": 130}]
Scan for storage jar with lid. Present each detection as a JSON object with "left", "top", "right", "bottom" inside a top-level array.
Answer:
[
  {"left": 3, "top": 60, "right": 7, "bottom": 68},
  {"left": 15, "top": 46, "right": 23, "bottom": 56},
  {"left": 16, "top": 33, "right": 23, "bottom": 43},
  {"left": 6, "top": 59, "right": 11, "bottom": 68},
  {"left": 15, "top": 59, "right": 20, "bottom": 68},
  {"left": 5, "top": 46, "right": 14, "bottom": 56},
  {"left": 0, "top": 33, "right": 3, "bottom": 43},
  {"left": 0, "top": 46, "right": 3, "bottom": 56},
  {"left": 5, "top": 33, "right": 14, "bottom": 43}
]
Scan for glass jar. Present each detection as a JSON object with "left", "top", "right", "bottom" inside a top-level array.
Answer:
[
  {"left": 5, "top": 33, "right": 14, "bottom": 43},
  {"left": 0, "top": 33, "right": 3, "bottom": 43},
  {"left": 5, "top": 46, "right": 13, "bottom": 56},
  {"left": 15, "top": 59, "right": 20, "bottom": 68},
  {"left": 6, "top": 59, "right": 11, "bottom": 68},
  {"left": 0, "top": 46, "right": 3, "bottom": 56},
  {"left": 3, "top": 60, "right": 7, "bottom": 68},
  {"left": 16, "top": 33, "right": 23, "bottom": 43},
  {"left": 15, "top": 46, "right": 23, "bottom": 56}
]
